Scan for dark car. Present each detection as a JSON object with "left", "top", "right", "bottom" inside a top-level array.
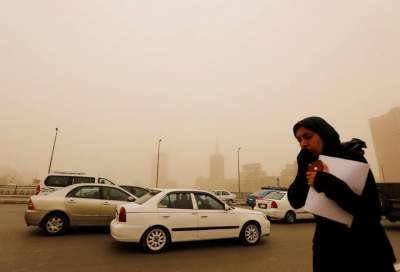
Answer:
[
  {"left": 377, "top": 182, "right": 400, "bottom": 222},
  {"left": 246, "top": 189, "right": 275, "bottom": 207},
  {"left": 119, "top": 185, "right": 150, "bottom": 198}
]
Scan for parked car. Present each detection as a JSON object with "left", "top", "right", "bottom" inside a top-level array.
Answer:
[
  {"left": 254, "top": 190, "right": 313, "bottom": 223},
  {"left": 377, "top": 182, "right": 400, "bottom": 222},
  {"left": 246, "top": 189, "right": 275, "bottom": 207},
  {"left": 25, "top": 183, "right": 136, "bottom": 235},
  {"left": 120, "top": 185, "right": 150, "bottom": 198},
  {"left": 36, "top": 172, "right": 117, "bottom": 195},
  {"left": 110, "top": 188, "right": 270, "bottom": 253},
  {"left": 211, "top": 190, "right": 236, "bottom": 205}
]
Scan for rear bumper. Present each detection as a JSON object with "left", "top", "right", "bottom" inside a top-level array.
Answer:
[
  {"left": 110, "top": 219, "right": 144, "bottom": 242},
  {"left": 254, "top": 208, "right": 285, "bottom": 220},
  {"left": 25, "top": 210, "right": 47, "bottom": 226}
]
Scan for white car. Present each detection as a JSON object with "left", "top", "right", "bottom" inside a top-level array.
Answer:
[
  {"left": 36, "top": 172, "right": 116, "bottom": 195},
  {"left": 111, "top": 189, "right": 270, "bottom": 253},
  {"left": 254, "top": 190, "right": 314, "bottom": 224},
  {"left": 211, "top": 190, "right": 236, "bottom": 205}
]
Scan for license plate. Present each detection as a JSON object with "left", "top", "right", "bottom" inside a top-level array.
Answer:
[{"left": 258, "top": 203, "right": 267, "bottom": 209}]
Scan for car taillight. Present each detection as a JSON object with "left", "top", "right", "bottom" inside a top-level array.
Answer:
[
  {"left": 35, "top": 184, "right": 40, "bottom": 195},
  {"left": 271, "top": 201, "right": 278, "bottom": 209},
  {"left": 119, "top": 207, "right": 126, "bottom": 222},
  {"left": 28, "top": 198, "right": 35, "bottom": 210}
]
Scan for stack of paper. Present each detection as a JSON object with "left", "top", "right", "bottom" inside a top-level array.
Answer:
[{"left": 304, "top": 155, "right": 370, "bottom": 227}]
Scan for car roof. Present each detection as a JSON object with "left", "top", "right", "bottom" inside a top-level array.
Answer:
[{"left": 149, "top": 188, "right": 216, "bottom": 194}]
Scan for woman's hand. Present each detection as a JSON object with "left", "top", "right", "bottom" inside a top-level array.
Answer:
[
  {"left": 306, "top": 171, "right": 317, "bottom": 187},
  {"left": 306, "top": 162, "right": 329, "bottom": 187}
]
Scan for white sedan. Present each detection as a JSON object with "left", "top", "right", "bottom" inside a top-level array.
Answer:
[
  {"left": 111, "top": 189, "right": 270, "bottom": 253},
  {"left": 211, "top": 190, "right": 236, "bottom": 205},
  {"left": 254, "top": 190, "right": 314, "bottom": 224}
]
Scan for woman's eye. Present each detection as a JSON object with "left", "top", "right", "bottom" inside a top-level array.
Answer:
[{"left": 304, "top": 134, "right": 312, "bottom": 140}]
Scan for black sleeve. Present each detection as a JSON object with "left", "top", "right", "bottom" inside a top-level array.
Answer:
[
  {"left": 288, "top": 170, "right": 308, "bottom": 209},
  {"left": 313, "top": 171, "right": 361, "bottom": 215},
  {"left": 288, "top": 149, "right": 317, "bottom": 209}
]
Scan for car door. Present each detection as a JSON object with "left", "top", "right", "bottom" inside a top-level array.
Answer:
[
  {"left": 64, "top": 186, "right": 102, "bottom": 225},
  {"left": 194, "top": 192, "right": 238, "bottom": 239},
  {"left": 157, "top": 192, "right": 198, "bottom": 242},
  {"left": 100, "top": 186, "right": 133, "bottom": 225}
]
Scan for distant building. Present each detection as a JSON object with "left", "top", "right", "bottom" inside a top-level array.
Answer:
[
  {"left": 240, "top": 163, "right": 276, "bottom": 192},
  {"left": 369, "top": 107, "right": 400, "bottom": 181},
  {"left": 279, "top": 162, "right": 297, "bottom": 187},
  {"left": 209, "top": 140, "right": 225, "bottom": 181}
]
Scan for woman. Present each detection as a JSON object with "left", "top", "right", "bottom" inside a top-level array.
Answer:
[{"left": 288, "top": 116, "right": 396, "bottom": 272}]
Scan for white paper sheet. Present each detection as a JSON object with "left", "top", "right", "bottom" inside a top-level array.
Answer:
[{"left": 304, "top": 155, "right": 370, "bottom": 227}]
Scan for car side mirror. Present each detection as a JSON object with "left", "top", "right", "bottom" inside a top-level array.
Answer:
[
  {"left": 225, "top": 204, "right": 231, "bottom": 211},
  {"left": 128, "top": 196, "right": 135, "bottom": 202}
]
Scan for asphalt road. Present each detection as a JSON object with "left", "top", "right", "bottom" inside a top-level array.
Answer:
[{"left": 1, "top": 204, "right": 399, "bottom": 272}]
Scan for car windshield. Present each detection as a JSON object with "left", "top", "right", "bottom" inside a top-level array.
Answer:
[
  {"left": 134, "top": 190, "right": 161, "bottom": 204},
  {"left": 265, "top": 191, "right": 285, "bottom": 200},
  {"left": 254, "top": 190, "right": 271, "bottom": 196}
]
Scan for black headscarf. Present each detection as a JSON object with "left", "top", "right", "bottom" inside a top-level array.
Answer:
[{"left": 293, "top": 116, "right": 341, "bottom": 156}]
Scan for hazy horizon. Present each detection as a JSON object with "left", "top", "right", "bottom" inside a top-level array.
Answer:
[{"left": 1, "top": 1, "right": 400, "bottom": 187}]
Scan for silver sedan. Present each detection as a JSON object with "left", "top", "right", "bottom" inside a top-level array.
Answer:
[{"left": 25, "top": 183, "right": 136, "bottom": 235}]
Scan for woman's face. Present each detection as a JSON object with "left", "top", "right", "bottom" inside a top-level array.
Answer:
[{"left": 295, "top": 127, "right": 323, "bottom": 155}]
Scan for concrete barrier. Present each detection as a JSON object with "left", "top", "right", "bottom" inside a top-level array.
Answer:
[{"left": 0, "top": 196, "right": 29, "bottom": 204}]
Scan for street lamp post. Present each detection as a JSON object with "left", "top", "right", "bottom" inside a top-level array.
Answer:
[
  {"left": 156, "top": 139, "right": 162, "bottom": 188},
  {"left": 237, "top": 147, "right": 241, "bottom": 198},
  {"left": 48, "top": 128, "right": 59, "bottom": 174}
]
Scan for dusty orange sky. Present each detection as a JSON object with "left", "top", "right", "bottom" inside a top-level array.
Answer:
[{"left": 1, "top": 1, "right": 399, "bottom": 187}]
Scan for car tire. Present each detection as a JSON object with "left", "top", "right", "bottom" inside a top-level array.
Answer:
[
  {"left": 227, "top": 199, "right": 233, "bottom": 205},
  {"left": 285, "top": 211, "right": 296, "bottom": 224},
  {"left": 42, "top": 212, "right": 68, "bottom": 235},
  {"left": 141, "top": 226, "right": 170, "bottom": 253},
  {"left": 240, "top": 222, "right": 261, "bottom": 246}
]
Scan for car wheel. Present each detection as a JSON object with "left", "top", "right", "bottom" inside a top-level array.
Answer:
[
  {"left": 227, "top": 199, "right": 233, "bottom": 205},
  {"left": 42, "top": 212, "right": 68, "bottom": 235},
  {"left": 240, "top": 222, "right": 261, "bottom": 246},
  {"left": 285, "top": 211, "right": 296, "bottom": 224},
  {"left": 142, "top": 227, "right": 170, "bottom": 253}
]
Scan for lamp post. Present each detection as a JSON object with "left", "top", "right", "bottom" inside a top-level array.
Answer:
[
  {"left": 237, "top": 147, "right": 241, "bottom": 197},
  {"left": 48, "top": 128, "right": 59, "bottom": 174},
  {"left": 156, "top": 139, "right": 162, "bottom": 188},
  {"left": 381, "top": 164, "right": 386, "bottom": 182}
]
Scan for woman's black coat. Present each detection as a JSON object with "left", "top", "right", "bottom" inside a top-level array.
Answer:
[{"left": 288, "top": 117, "right": 396, "bottom": 272}]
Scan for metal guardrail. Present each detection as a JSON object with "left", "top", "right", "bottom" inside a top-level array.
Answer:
[{"left": 0, "top": 185, "right": 35, "bottom": 196}]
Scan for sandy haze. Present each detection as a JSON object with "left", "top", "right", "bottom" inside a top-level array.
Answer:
[{"left": 1, "top": 0, "right": 399, "bottom": 187}]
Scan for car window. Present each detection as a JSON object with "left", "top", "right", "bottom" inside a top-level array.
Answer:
[
  {"left": 71, "top": 177, "right": 95, "bottom": 184},
  {"left": 45, "top": 176, "right": 71, "bottom": 187},
  {"left": 98, "top": 178, "right": 115, "bottom": 185},
  {"left": 102, "top": 187, "right": 130, "bottom": 201},
  {"left": 265, "top": 191, "right": 285, "bottom": 200},
  {"left": 67, "top": 186, "right": 100, "bottom": 199},
  {"left": 194, "top": 193, "right": 224, "bottom": 210},
  {"left": 135, "top": 187, "right": 149, "bottom": 197},
  {"left": 222, "top": 191, "right": 229, "bottom": 196},
  {"left": 159, "top": 192, "right": 193, "bottom": 209},
  {"left": 120, "top": 186, "right": 134, "bottom": 194},
  {"left": 135, "top": 190, "right": 161, "bottom": 204}
]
